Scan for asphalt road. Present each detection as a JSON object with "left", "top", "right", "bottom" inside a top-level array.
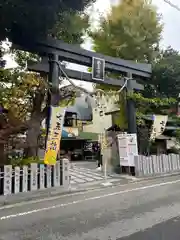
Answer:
[{"left": 1, "top": 176, "right": 180, "bottom": 239}]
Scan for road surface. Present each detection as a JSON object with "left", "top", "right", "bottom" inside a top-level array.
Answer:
[{"left": 1, "top": 176, "right": 180, "bottom": 239}]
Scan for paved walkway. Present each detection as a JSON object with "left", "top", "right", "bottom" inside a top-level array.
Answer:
[{"left": 69, "top": 166, "right": 111, "bottom": 184}]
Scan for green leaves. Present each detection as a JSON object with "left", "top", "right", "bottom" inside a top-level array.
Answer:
[
  {"left": 151, "top": 47, "right": 180, "bottom": 98},
  {"left": 0, "top": 0, "right": 93, "bottom": 42},
  {"left": 90, "top": 0, "right": 162, "bottom": 62}
]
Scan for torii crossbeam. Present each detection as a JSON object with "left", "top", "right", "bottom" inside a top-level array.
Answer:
[{"left": 13, "top": 37, "right": 152, "bottom": 133}]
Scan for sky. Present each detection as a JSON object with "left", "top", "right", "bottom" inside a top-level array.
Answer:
[{"left": 3, "top": 0, "right": 180, "bottom": 89}]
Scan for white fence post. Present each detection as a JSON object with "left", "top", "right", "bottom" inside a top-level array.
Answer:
[
  {"left": 22, "top": 165, "right": 28, "bottom": 192},
  {"left": 62, "top": 158, "right": 70, "bottom": 189},
  {"left": 146, "top": 156, "right": 152, "bottom": 176},
  {"left": 134, "top": 155, "right": 140, "bottom": 177},
  {"left": 39, "top": 164, "right": 45, "bottom": 189},
  {"left": 53, "top": 161, "right": 60, "bottom": 187},
  {"left": 133, "top": 154, "right": 180, "bottom": 178},
  {"left": 139, "top": 155, "right": 144, "bottom": 177},
  {"left": 46, "top": 165, "right": 52, "bottom": 188},
  {"left": 177, "top": 155, "right": 180, "bottom": 170},
  {"left": 30, "top": 163, "right": 38, "bottom": 191},
  {"left": 3, "top": 165, "right": 12, "bottom": 195},
  {"left": 14, "top": 166, "right": 20, "bottom": 194}
]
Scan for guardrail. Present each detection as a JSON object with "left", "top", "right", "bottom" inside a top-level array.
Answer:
[
  {"left": 0, "top": 159, "right": 70, "bottom": 196},
  {"left": 135, "top": 154, "right": 180, "bottom": 177}
]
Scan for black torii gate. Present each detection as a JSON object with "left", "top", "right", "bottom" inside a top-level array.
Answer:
[{"left": 13, "top": 37, "right": 152, "bottom": 133}]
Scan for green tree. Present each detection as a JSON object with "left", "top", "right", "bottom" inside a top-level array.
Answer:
[
  {"left": 90, "top": 0, "right": 162, "bottom": 62},
  {"left": 0, "top": 0, "right": 94, "bottom": 43},
  {"left": 89, "top": 0, "right": 176, "bottom": 155},
  {"left": 89, "top": 0, "right": 164, "bottom": 125},
  {"left": 0, "top": 6, "right": 90, "bottom": 163},
  {"left": 151, "top": 47, "right": 180, "bottom": 98},
  {"left": 0, "top": 55, "right": 78, "bottom": 163}
]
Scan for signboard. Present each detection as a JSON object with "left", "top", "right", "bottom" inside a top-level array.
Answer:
[
  {"left": 92, "top": 57, "right": 105, "bottom": 81},
  {"left": 117, "top": 133, "right": 129, "bottom": 166},
  {"left": 84, "top": 141, "right": 93, "bottom": 151},
  {"left": 150, "top": 115, "right": 168, "bottom": 141},
  {"left": 118, "top": 133, "right": 138, "bottom": 167},
  {"left": 62, "top": 127, "right": 78, "bottom": 138},
  {"left": 44, "top": 106, "right": 66, "bottom": 165},
  {"left": 127, "top": 134, "right": 138, "bottom": 166}
]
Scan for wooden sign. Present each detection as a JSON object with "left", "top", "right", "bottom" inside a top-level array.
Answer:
[{"left": 92, "top": 57, "right": 105, "bottom": 81}]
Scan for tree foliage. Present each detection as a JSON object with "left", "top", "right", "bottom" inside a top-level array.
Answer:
[
  {"left": 88, "top": 0, "right": 178, "bottom": 155},
  {"left": 90, "top": 0, "right": 162, "bottom": 63},
  {"left": 89, "top": 0, "right": 165, "bottom": 126},
  {"left": 151, "top": 47, "right": 180, "bottom": 98},
  {"left": 0, "top": 49, "right": 79, "bottom": 163},
  {"left": 0, "top": 0, "right": 93, "bottom": 43}
]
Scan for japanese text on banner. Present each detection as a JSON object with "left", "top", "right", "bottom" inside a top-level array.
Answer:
[
  {"left": 44, "top": 106, "right": 66, "bottom": 165},
  {"left": 150, "top": 115, "right": 168, "bottom": 141}
]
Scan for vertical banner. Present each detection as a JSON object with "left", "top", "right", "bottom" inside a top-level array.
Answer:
[
  {"left": 150, "top": 115, "right": 168, "bottom": 141},
  {"left": 3, "top": 165, "right": 12, "bottom": 195},
  {"left": 44, "top": 106, "right": 66, "bottom": 165}
]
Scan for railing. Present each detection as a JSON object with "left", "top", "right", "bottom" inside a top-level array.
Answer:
[
  {"left": 0, "top": 159, "right": 70, "bottom": 196},
  {"left": 135, "top": 154, "right": 180, "bottom": 177}
]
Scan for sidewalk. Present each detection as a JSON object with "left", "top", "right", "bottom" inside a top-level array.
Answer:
[
  {"left": 0, "top": 177, "right": 130, "bottom": 208},
  {"left": 0, "top": 162, "right": 138, "bottom": 208}
]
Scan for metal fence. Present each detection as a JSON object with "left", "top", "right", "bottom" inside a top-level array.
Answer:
[
  {"left": 0, "top": 159, "right": 70, "bottom": 196},
  {"left": 135, "top": 154, "right": 180, "bottom": 177}
]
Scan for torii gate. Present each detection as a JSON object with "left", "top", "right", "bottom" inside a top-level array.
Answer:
[{"left": 13, "top": 37, "right": 151, "bottom": 133}]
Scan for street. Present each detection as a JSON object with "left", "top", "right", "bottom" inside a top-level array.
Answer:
[{"left": 1, "top": 176, "right": 180, "bottom": 239}]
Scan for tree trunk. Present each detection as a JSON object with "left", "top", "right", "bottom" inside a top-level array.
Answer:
[
  {"left": 25, "top": 119, "right": 41, "bottom": 158},
  {"left": 24, "top": 87, "right": 47, "bottom": 159},
  {"left": 0, "top": 143, "right": 6, "bottom": 166}
]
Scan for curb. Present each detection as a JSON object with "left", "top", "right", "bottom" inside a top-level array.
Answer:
[
  {"left": 135, "top": 172, "right": 180, "bottom": 181},
  {"left": 1, "top": 174, "right": 178, "bottom": 208},
  {"left": 0, "top": 179, "right": 127, "bottom": 208}
]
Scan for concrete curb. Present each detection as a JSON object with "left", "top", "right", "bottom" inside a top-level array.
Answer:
[
  {"left": 135, "top": 172, "right": 180, "bottom": 182},
  {"left": 2, "top": 173, "right": 177, "bottom": 208},
  {"left": 0, "top": 179, "right": 127, "bottom": 208}
]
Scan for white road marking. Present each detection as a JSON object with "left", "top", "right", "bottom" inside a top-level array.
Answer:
[{"left": 1, "top": 178, "right": 180, "bottom": 220}]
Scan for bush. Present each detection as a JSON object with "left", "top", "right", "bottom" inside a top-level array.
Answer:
[{"left": 8, "top": 156, "right": 44, "bottom": 167}]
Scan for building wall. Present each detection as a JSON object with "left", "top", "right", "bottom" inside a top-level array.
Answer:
[{"left": 83, "top": 108, "right": 113, "bottom": 133}]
